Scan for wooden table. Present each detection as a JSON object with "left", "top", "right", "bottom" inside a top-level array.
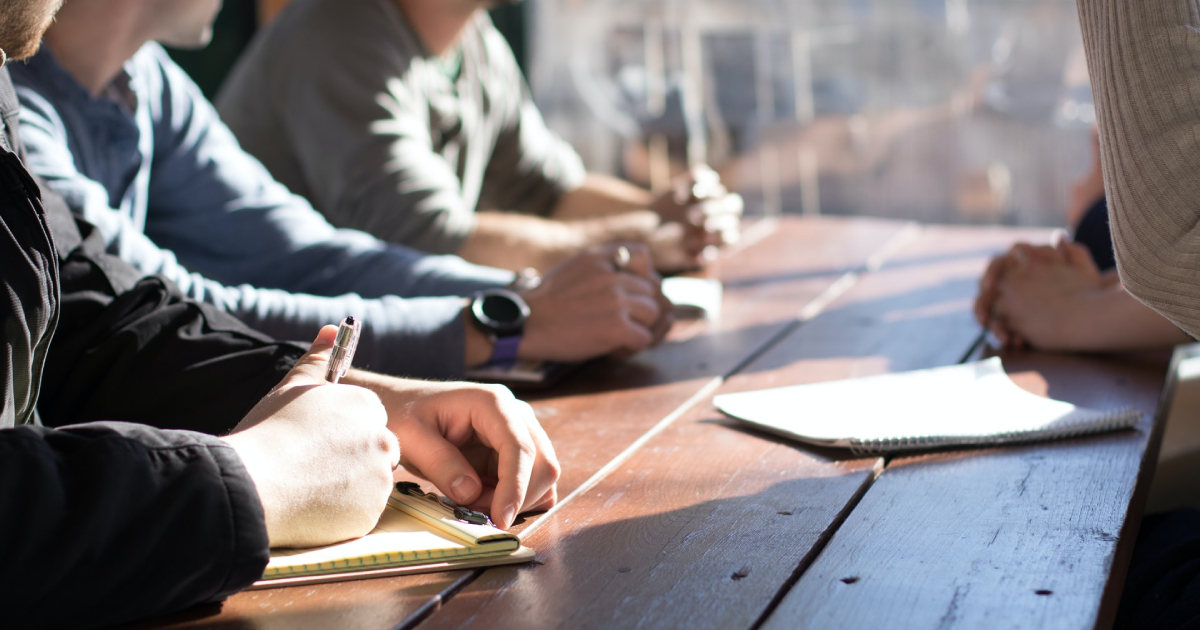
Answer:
[{"left": 130, "top": 216, "right": 1170, "bottom": 630}]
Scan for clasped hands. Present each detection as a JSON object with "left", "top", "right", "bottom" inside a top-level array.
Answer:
[
  {"left": 223, "top": 325, "right": 560, "bottom": 548},
  {"left": 974, "top": 236, "right": 1112, "bottom": 350},
  {"left": 649, "top": 166, "right": 744, "bottom": 273}
]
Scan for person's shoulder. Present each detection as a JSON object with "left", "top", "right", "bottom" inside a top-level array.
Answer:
[
  {"left": 468, "top": 12, "right": 522, "bottom": 83},
  {"left": 130, "top": 42, "right": 176, "bottom": 74},
  {"left": 9, "top": 47, "right": 74, "bottom": 100},
  {"left": 260, "top": 0, "right": 406, "bottom": 61}
]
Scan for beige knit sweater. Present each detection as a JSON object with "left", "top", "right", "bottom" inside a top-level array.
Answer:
[{"left": 1078, "top": 0, "right": 1200, "bottom": 338}]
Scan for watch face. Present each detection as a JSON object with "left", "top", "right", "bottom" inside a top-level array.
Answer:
[{"left": 473, "top": 289, "right": 529, "bottom": 334}]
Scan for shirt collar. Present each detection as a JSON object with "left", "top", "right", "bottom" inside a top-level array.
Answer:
[{"left": 23, "top": 45, "right": 139, "bottom": 116}]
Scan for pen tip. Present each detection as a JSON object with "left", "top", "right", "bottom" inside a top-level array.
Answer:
[{"left": 345, "top": 316, "right": 356, "bottom": 325}]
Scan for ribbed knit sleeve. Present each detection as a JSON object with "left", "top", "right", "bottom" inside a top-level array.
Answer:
[{"left": 1077, "top": 0, "right": 1200, "bottom": 337}]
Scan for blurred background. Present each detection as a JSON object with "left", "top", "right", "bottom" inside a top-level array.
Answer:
[{"left": 181, "top": 0, "right": 1094, "bottom": 228}]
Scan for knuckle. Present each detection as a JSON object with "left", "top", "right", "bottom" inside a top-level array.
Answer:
[
  {"left": 545, "top": 456, "right": 563, "bottom": 484},
  {"left": 482, "top": 383, "right": 514, "bottom": 399}
]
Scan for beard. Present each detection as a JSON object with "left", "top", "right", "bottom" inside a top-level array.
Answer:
[{"left": 0, "top": 0, "right": 62, "bottom": 62}]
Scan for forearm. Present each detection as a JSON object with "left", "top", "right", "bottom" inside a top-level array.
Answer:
[
  {"left": 551, "top": 173, "right": 655, "bottom": 220},
  {"left": 1077, "top": 0, "right": 1200, "bottom": 337},
  {"left": 0, "top": 423, "right": 269, "bottom": 629},
  {"left": 458, "top": 210, "right": 658, "bottom": 272},
  {"left": 1067, "top": 283, "right": 1191, "bottom": 351}
]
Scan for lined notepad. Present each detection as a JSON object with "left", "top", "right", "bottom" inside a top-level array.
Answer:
[
  {"left": 258, "top": 485, "right": 532, "bottom": 586},
  {"left": 714, "top": 358, "right": 1141, "bottom": 454}
]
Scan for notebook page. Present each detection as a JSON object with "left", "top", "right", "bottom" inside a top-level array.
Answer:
[
  {"left": 267, "top": 498, "right": 519, "bottom": 577},
  {"left": 715, "top": 358, "right": 1138, "bottom": 450}
]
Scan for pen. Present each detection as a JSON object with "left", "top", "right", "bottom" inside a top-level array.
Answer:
[{"left": 325, "top": 316, "right": 361, "bottom": 384}]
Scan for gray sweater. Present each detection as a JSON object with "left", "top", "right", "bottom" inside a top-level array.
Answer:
[
  {"left": 218, "top": 0, "right": 586, "bottom": 255},
  {"left": 1077, "top": 0, "right": 1200, "bottom": 338}
]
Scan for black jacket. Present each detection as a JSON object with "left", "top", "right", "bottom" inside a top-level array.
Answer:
[{"left": 0, "top": 66, "right": 305, "bottom": 629}]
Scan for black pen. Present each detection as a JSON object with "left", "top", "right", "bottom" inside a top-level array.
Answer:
[{"left": 325, "top": 316, "right": 361, "bottom": 384}]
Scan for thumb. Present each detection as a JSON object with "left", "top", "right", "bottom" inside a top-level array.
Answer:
[
  {"left": 397, "top": 423, "right": 484, "bottom": 508},
  {"left": 1061, "top": 240, "right": 1098, "bottom": 271},
  {"left": 280, "top": 325, "right": 339, "bottom": 388}
]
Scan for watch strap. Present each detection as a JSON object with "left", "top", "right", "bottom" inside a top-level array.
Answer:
[{"left": 488, "top": 333, "right": 522, "bottom": 367}]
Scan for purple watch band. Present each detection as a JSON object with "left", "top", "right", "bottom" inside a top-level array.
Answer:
[{"left": 488, "top": 334, "right": 522, "bottom": 367}]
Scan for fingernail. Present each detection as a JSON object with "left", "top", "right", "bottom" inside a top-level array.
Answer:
[
  {"left": 502, "top": 505, "right": 518, "bottom": 528},
  {"left": 450, "top": 476, "right": 479, "bottom": 504}
]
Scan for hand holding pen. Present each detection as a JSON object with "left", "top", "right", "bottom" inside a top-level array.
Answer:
[{"left": 221, "top": 322, "right": 399, "bottom": 548}]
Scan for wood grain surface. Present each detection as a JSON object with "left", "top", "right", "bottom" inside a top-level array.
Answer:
[
  {"left": 760, "top": 353, "right": 1169, "bottom": 630},
  {"left": 126, "top": 216, "right": 911, "bottom": 630},
  {"left": 419, "top": 225, "right": 1046, "bottom": 630}
]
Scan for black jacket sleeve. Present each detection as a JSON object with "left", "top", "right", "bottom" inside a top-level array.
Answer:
[
  {"left": 0, "top": 422, "right": 269, "bottom": 630},
  {"left": 35, "top": 186, "right": 306, "bottom": 435},
  {"left": 0, "top": 67, "right": 274, "bottom": 629}
]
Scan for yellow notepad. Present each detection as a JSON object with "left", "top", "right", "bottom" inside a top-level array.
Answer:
[{"left": 253, "top": 484, "right": 534, "bottom": 588}]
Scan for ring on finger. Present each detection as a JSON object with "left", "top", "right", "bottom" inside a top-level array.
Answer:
[{"left": 613, "top": 245, "right": 632, "bottom": 273}]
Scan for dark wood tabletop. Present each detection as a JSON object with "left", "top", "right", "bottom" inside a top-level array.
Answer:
[{"left": 128, "top": 216, "right": 1171, "bottom": 630}]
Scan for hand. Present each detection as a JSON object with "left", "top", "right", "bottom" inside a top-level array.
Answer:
[
  {"left": 985, "top": 240, "right": 1106, "bottom": 350},
  {"left": 347, "top": 376, "right": 561, "bottom": 529},
  {"left": 650, "top": 166, "right": 744, "bottom": 273},
  {"left": 222, "top": 326, "right": 400, "bottom": 548},
  {"left": 975, "top": 241, "right": 1060, "bottom": 346},
  {"left": 518, "top": 243, "right": 674, "bottom": 362}
]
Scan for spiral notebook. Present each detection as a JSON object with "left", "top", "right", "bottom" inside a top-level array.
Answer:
[
  {"left": 252, "top": 483, "right": 534, "bottom": 588},
  {"left": 714, "top": 358, "right": 1141, "bottom": 454}
]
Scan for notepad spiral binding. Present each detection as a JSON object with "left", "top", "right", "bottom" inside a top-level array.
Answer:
[{"left": 845, "top": 406, "right": 1143, "bottom": 455}]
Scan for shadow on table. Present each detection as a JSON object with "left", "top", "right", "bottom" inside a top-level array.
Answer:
[
  {"left": 428, "top": 473, "right": 876, "bottom": 630},
  {"left": 722, "top": 246, "right": 1005, "bottom": 292},
  {"left": 699, "top": 416, "right": 873, "bottom": 464},
  {"left": 725, "top": 276, "right": 983, "bottom": 380},
  {"left": 523, "top": 274, "right": 982, "bottom": 402}
]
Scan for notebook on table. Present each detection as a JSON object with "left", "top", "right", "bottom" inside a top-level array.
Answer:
[
  {"left": 252, "top": 482, "right": 534, "bottom": 589},
  {"left": 714, "top": 357, "right": 1141, "bottom": 455}
]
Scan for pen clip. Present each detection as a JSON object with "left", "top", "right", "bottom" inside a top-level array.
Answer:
[
  {"left": 326, "top": 316, "right": 361, "bottom": 384},
  {"left": 394, "top": 481, "right": 494, "bottom": 527}
]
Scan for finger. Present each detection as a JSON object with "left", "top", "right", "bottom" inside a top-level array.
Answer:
[
  {"left": 615, "top": 312, "right": 656, "bottom": 353},
  {"left": 616, "top": 242, "right": 656, "bottom": 279},
  {"left": 683, "top": 224, "right": 722, "bottom": 256},
  {"left": 622, "top": 290, "right": 663, "bottom": 329},
  {"left": 616, "top": 274, "right": 664, "bottom": 326},
  {"left": 1050, "top": 228, "right": 1070, "bottom": 249},
  {"left": 1028, "top": 244, "right": 1063, "bottom": 264},
  {"left": 976, "top": 257, "right": 1008, "bottom": 323},
  {"left": 1061, "top": 240, "right": 1097, "bottom": 270},
  {"left": 615, "top": 269, "right": 660, "bottom": 300},
  {"left": 395, "top": 424, "right": 485, "bottom": 507},
  {"left": 518, "top": 409, "right": 560, "bottom": 514},
  {"left": 279, "top": 325, "right": 339, "bottom": 388},
  {"left": 1010, "top": 243, "right": 1031, "bottom": 266},
  {"left": 526, "top": 484, "right": 558, "bottom": 514},
  {"left": 382, "top": 428, "right": 402, "bottom": 471},
  {"left": 720, "top": 225, "right": 741, "bottom": 246},
  {"left": 649, "top": 293, "right": 675, "bottom": 345},
  {"left": 487, "top": 419, "right": 537, "bottom": 529}
]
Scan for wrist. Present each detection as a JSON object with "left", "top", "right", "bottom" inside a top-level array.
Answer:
[
  {"left": 463, "top": 300, "right": 495, "bottom": 368},
  {"left": 467, "top": 289, "right": 529, "bottom": 367}
]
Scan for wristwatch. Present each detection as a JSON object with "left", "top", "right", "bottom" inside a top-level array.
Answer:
[{"left": 470, "top": 288, "right": 530, "bottom": 366}]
